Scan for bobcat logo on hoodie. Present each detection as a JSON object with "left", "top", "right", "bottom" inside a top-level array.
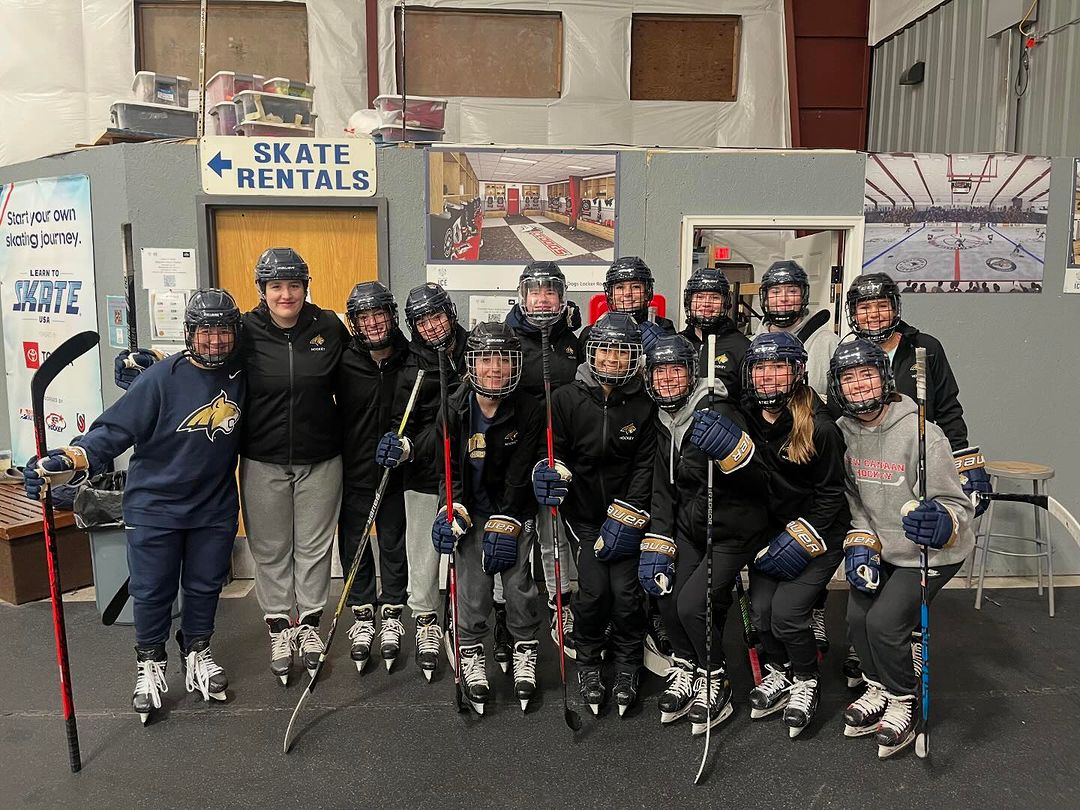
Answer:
[{"left": 177, "top": 391, "right": 241, "bottom": 442}]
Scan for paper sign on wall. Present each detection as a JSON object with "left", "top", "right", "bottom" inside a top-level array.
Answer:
[
  {"left": 141, "top": 247, "right": 198, "bottom": 290},
  {"left": 150, "top": 289, "right": 189, "bottom": 340}
]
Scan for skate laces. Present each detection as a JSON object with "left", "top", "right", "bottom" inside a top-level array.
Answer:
[
  {"left": 693, "top": 670, "right": 724, "bottom": 707},
  {"left": 135, "top": 659, "right": 169, "bottom": 708},
  {"left": 347, "top": 614, "right": 374, "bottom": 647},
  {"left": 788, "top": 677, "right": 818, "bottom": 715},
  {"left": 415, "top": 618, "right": 443, "bottom": 654},
  {"left": 380, "top": 611, "right": 405, "bottom": 645},
  {"left": 879, "top": 693, "right": 915, "bottom": 735},
  {"left": 850, "top": 681, "right": 887, "bottom": 718},
  {"left": 270, "top": 626, "right": 295, "bottom": 661},
  {"left": 664, "top": 660, "right": 694, "bottom": 699},
  {"left": 294, "top": 624, "right": 325, "bottom": 656},
  {"left": 185, "top": 646, "right": 223, "bottom": 701},
  {"left": 461, "top": 647, "right": 486, "bottom": 687},
  {"left": 811, "top": 609, "right": 828, "bottom": 643},
  {"left": 755, "top": 664, "right": 792, "bottom": 700},
  {"left": 513, "top": 643, "right": 538, "bottom": 682}
]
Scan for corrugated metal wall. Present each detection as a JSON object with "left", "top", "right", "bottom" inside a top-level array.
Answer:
[{"left": 868, "top": 0, "right": 1080, "bottom": 156}]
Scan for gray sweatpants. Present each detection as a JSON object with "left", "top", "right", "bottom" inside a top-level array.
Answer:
[
  {"left": 457, "top": 513, "right": 540, "bottom": 646},
  {"left": 240, "top": 456, "right": 343, "bottom": 619},
  {"left": 405, "top": 489, "right": 442, "bottom": 616}
]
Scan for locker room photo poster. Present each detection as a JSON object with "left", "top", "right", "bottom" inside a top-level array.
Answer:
[
  {"left": 425, "top": 148, "right": 618, "bottom": 291},
  {"left": 863, "top": 153, "right": 1050, "bottom": 293},
  {"left": 1066, "top": 158, "right": 1080, "bottom": 294}
]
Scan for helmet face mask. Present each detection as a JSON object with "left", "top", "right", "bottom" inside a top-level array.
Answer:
[
  {"left": 518, "top": 261, "right": 566, "bottom": 329},
  {"left": 846, "top": 273, "right": 901, "bottom": 343},
  {"left": 346, "top": 282, "right": 399, "bottom": 351},
  {"left": 759, "top": 261, "right": 809, "bottom": 327},
  {"left": 829, "top": 338, "right": 896, "bottom": 419},
  {"left": 743, "top": 332, "right": 808, "bottom": 411},
  {"left": 184, "top": 289, "right": 242, "bottom": 368},
  {"left": 405, "top": 283, "right": 457, "bottom": 350},
  {"left": 465, "top": 322, "right": 523, "bottom": 400},
  {"left": 683, "top": 268, "right": 730, "bottom": 330},
  {"left": 604, "top": 257, "right": 654, "bottom": 317},
  {"left": 644, "top": 335, "right": 698, "bottom": 411},
  {"left": 585, "top": 312, "right": 642, "bottom": 386}
]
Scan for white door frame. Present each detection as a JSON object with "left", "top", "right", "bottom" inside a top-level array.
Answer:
[{"left": 679, "top": 214, "right": 866, "bottom": 330}]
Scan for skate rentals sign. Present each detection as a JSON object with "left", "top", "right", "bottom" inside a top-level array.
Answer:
[
  {"left": 0, "top": 174, "right": 103, "bottom": 464},
  {"left": 200, "top": 136, "right": 377, "bottom": 197}
]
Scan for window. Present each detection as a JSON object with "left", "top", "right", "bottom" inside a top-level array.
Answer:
[
  {"left": 135, "top": 1, "right": 309, "bottom": 83},
  {"left": 395, "top": 8, "right": 561, "bottom": 99},
  {"left": 630, "top": 14, "right": 741, "bottom": 102}
]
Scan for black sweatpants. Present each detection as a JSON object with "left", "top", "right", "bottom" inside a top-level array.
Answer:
[
  {"left": 749, "top": 545, "right": 843, "bottom": 675},
  {"left": 339, "top": 481, "right": 408, "bottom": 608},
  {"left": 846, "top": 560, "right": 961, "bottom": 696},
  {"left": 659, "top": 535, "right": 758, "bottom": 668},
  {"left": 565, "top": 521, "right": 645, "bottom": 669}
]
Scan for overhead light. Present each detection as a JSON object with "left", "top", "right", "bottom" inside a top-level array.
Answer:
[
  {"left": 566, "top": 165, "right": 593, "bottom": 171},
  {"left": 502, "top": 156, "right": 538, "bottom": 165}
]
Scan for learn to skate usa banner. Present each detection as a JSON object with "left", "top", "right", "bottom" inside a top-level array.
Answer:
[{"left": 0, "top": 174, "right": 103, "bottom": 465}]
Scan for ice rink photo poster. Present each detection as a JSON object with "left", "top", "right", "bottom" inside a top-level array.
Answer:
[{"left": 863, "top": 153, "right": 1050, "bottom": 293}]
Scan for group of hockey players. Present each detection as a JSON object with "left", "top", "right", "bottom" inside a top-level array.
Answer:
[{"left": 21, "top": 247, "right": 993, "bottom": 760}]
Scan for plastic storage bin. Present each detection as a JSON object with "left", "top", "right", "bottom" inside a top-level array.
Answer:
[
  {"left": 234, "top": 90, "right": 314, "bottom": 126},
  {"left": 111, "top": 101, "right": 197, "bottom": 137},
  {"left": 88, "top": 528, "right": 182, "bottom": 625},
  {"left": 262, "top": 77, "right": 315, "bottom": 100},
  {"left": 205, "top": 71, "right": 265, "bottom": 105},
  {"left": 376, "top": 124, "right": 444, "bottom": 143},
  {"left": 131, "top": 71, "right": 191, "bottom": 107},
  {"left": 373, "top": 94, "right": 448, "bottom": 130},
  {"left": 207, "top": 101, "right": 240, "bottom": 135},
  {"left": 237, "top": 120, "right": 315, "bottom": 138}
]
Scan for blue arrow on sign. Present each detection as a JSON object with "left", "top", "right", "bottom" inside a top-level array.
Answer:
[{"left": 207, "top": 152, "right": 233, "bottom": 177}]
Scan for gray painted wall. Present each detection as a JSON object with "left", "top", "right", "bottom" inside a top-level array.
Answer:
[{"left": 869, "top": 0, "right": 1080, "bottom": 156}]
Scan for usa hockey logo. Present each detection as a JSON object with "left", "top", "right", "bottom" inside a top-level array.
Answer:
[
  {"left": 19, "top": 408, "right": 33, "bottom": 421},
  {"left": 76, "top": 413, "right": 86, "bottom": 432},
  {"left": 45, "top": 413, "right": 66, "bottom": 432},
  {"left": 176, "top": 391, "right": 241, "bottom": 442}
]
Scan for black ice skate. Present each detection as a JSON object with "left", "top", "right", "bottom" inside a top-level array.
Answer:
[
  {"left": 414, "top": 612, "right": 442, "bottom": 682},
  {"left": 380, "top": 604, "right": 405, "bottom": 672},
  {"left": 132, "top": 644, "right": 168, "bottom": 725},
  {"left": 784, "top": 675, "right": 820, "bottom": 738},
  {"left": 612, "top": 669, "right": 640, "bottom": 717},
  {"left": 749, "top": 663, "right": 792, "bottom": 719},
  {"left": 578, "top": 665, "right": 604, "bottom": 716},
  {"left": 295, "top": 610, "right": 324, "bottom": 673},
  {"left": 347, "top": 605, "right": 376, "bottom": 673},
  {"left": 513, "top": 640, "right": 539, "bottom": 711},
  {"left": 689, "top": 667, "right": 733, "bottom": 736},
  {"left": 876, "top": 692, "right": 917, "bottom": 759},
  {"left": 843, "top": 678, "right": 888, "bottom": 737},
  {"left": 548, "top": 595, "right": 576, "bottom": 660},
  {"left": 658, "top": 656, "right": 695, "bottom": 724},
  {"left": 265, "top": 614, "right": 294, "bottom": 686},
  {"left": 177, "top": 632, "right": 227, "bottom": 702},
  {"left": 459, "top": 643, "right": 489, "bottom": 715}
]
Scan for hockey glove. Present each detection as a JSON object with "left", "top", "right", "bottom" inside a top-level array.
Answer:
[
  {"left": 843, "top": 530, "right": 882, "bottom": 594},
  {"left": 22, "top": 447, "right": 90, "bottom": 501},
  {"left": 638, "top": 533, "right": 676, "bottom": 596},
  {"left": 595, "top": 500, "right": 650, "bottom": 562},
  {"left": 689, "top": 409, "right": 755, "bottom": 473},
  {"left": 431, "top": 503, "right": 472, "bottom": 554},
  {"left": 482, "top": 515, "right": 522, "bottom": 575},
  {"left": 754, "top": 518, "right": 827, "bottom": 581},
  {"left": 374, "top": 432, "right": 412, "bottom": 468},
  {"left": 531, "top": 459, "right": 572, "bottom": 506},
  {"left": 114, "top": 348, "right": 164, "bottom": 390},
  {"left": 901, "top": 499, "right": 958, "bottom": 550},
  {"left": 639, "top": 321, "right": 665, "bottom": 354},
  {"left": 954, "top": 446, "right": 992, "bottom": 517}
]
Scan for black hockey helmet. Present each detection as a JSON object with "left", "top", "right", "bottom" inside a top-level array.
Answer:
[
  {"left": 404, "top": 282, "right": 457, "bottom": 350},
  {"left": 346, "top": 281, "right": 399, "bottom": 351},
  {"left": 828, "top": 337, "right": 896, "bottom": 418},
  {"left": 846, "top": 272, "right": 902, "bottom": 343},
  {"left": 742, "top": 331, "right": 808, "bottom": 411},
  {"left": 518, "top": 261, "right": 566, "bottom": 329},
  {"left": 585, "top": 311, "right": 643, "bottom": 387},
  {"left": 184, "top": 288, "right": 242, "bottom": 368},
  {"left": 760, "top": 260, "right": 810, "bottom": 327},
  {"left": 604, "top": 256, "right": 654, "bottom": 319},
  {"left": 683, "top": 266, "right": 731, "bottom": 330},
  {"left": 644, "top": 334, "right": 699, "bottom": 412},
  {"left": 465, "top": 321, "right": 523, "bottom": 400},
  {"left": 254, "top": 248, "right": 310, "bottom": 291}
]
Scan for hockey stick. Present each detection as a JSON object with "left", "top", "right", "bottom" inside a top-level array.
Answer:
[
  {"left": 540, "top": 325, "right": 582, "bottom": 732},
  {"left": 974, "top": 492, "right": 1080, "bottom": 543},
  {"left": 733, "top": 571, "right": 763, "bottom": 685},
  {"left": 283, "top": 369, "right": 426, "bottom": 753},
  {"left": 694, "top": 333, "right": 718, "bottom": 785},
  {"left": 32, "top": 330, "right": 99, "bottom": 773},
  {"left": 439, "top": 350, "right": 466, "bottom": 713},
  {"left": 914, "top": 347, "right": 931, "bottom": 760}
]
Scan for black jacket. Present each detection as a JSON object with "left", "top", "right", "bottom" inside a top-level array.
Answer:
[
  {"left": 579, "top": 314, "right": 675, "bottom": 348},
  {"left": 745, "top": 393, "right": 851, "bottom": 544},
  {"left": 400, "top": 324, "right": 469, "bottom": 494},
  {"left": 505, "top": 305, "right": 583, "bottom": 401},
  {"left": 240, "top": 302, "right": 348, "bottom": 465},
  {"left": 891, "top": 321, "right": 968, "bottom": 451},
  {"left": 336, "top": 330, "right": 413, "bottom": 490},
  {"left": 441, "top": 385, "right": 545, "bottom": 524},
  {"left": 651, "top": 382, "right": 771, "bottom": 552},
  {"left": 679, "top": 319, "right": 750, "bottom": 402},
  {"left": 551, "top": 365, "right": 657, "bottom": 528}
]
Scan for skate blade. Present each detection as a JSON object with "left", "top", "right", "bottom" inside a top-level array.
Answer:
[
  {"left": 384, "top": 657, "right": 395, "bottom": 672},
  {"left": 498, "top": 661, "right": 510, "bottom": 674},
  {"left": 139, "top": 712, "right": 151, "bottom": 726},
  {"left": 846, "top": 676, "right": 865, "bottom": 689},
  {"left": 660, "top": 705, "right": 692, "bottom": 724},
  {"left": 690, "top": 703, "right": 734, "bottom": 736},
  {"left": 468, "top": 699, "right": 486, "bottom": 716},
  {"left": 208, "top": 690, "right": 228, "bottom": 702},
  {"left": 276, "top": 674, "right": 289, "bottom": 686},
  {"left": 877, "top": 730, "right": 916, "bottom": 759},
  {"left": 618, "top": 703, "right": 630, "bottom": 717},
  {"left": 750, "top": 701, "right": 787, "bottom": 720},
  {"left": 519, "top": 699, "right": 530, "bottom": 712},
  {"left": 844, "top": 723, "right": 879, "bottom": 738},
  {"left": 788, "top": 723, "right": 807, "bottom": 738},
  {"left": 353, "top": 659, "right": 368, "bottom": 673},
  {"left": 422, "top": 669, "right": 434, "bottom": 683},
  {"left": 588, "top": 702, "right": 600, "bottom": 716}
]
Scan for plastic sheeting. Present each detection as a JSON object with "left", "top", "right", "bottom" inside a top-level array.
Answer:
[
  {"left": 0, "top": 0, "right": 367, "bottom": 168},
  {"left": 376, "top": 0, "right": 790, "bottom": 148},
  {"left": 869, "top": 0, "right": 950, "bottom": 45}
]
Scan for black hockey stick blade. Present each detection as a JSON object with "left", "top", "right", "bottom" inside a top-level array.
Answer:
[
  {"left": 31, "top": 331, "right": 100, "bottom": 406},
  {"left": 101, "top": 577, "right": 130, "bottom": 626}
]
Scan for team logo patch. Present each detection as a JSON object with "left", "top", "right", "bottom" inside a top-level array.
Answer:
[
  {"left": 468, "top": 432, "right": 486, "bottom": 460},
  {"left": 619, "top": 422, "right": 637, "bottom": 440},
  {"left": 76, "top": 413, "right": 86, "bottom": 432},
  {"left": 564, "top": 345, "right": 576, "bottom": 357},
  {"left": 503, "top": 430, "right": 519, "bottom": 447},
  {"left": 310, "top": 334, "right": 325, "bottom": 346},
  {"left": 714, "top": 353, "right": 729, "bottom": 367},
  {"left": 176, "top": 390, "right": 241, "bottom": 442},
  {"left": 45, "top": 413, "right": 66, "bottom": 432}
]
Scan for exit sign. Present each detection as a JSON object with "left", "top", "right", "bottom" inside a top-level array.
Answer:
[{"left": 713, "top": 245, "right": 730, "bottom": 261}]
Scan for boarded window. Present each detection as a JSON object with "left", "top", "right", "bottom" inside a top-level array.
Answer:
[
  {"left": 395, "top": 8, "right": 562, "bottom": 99},
  {"left": 135, "top": 1, "right": 309, "bottom": 83},
  {"left": 630, "top": 14, "right": 741, "bottom": 102}
]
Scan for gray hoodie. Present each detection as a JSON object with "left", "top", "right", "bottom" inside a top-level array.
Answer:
[{"left": 837, "top": 394, "right": 974, "bottom": 568}]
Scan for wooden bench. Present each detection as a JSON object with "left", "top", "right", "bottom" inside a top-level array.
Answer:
[{"left": 0, "top": 483, "right": 92, "bottom": 605}]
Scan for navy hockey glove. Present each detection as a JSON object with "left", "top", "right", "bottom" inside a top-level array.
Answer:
[
  {"left": 594, "top": 500, "right": 650, "bottom": 562},
  {"left": 482, "top": 515, "right": 522, "bottom": 575},
  {"left": 689, "top": 409, "right": 755, "bottom": 473},
  {"left": 639, "top": 321, "right": 664, "bottom": 354},
  {"left": 638, "top": 533, "right": 676, "bottom": 596},
  {"left": 114, "top": 348, "right": 164, "bottom": 390},
  {"left": 954, "top": 446, "right": 992, "bottom": 517},
  {"left": 374, "top": 432, "right": 412, "bottom": 468},
  {"left": 22, "top": 447, "right": 90, "bottom": 501},
  {"left": 431, "top": 503, "right": 471, "bottom": 554},
  {"left": 754, "top": 518, "right": 827, "bottom": 581},
  {"left": 531, "top": 459, "right": 572, "bottom": 506},
  {"left": 843, "top": 530, "right": 882, "bottom": 594},
  {"left": 901, "top": 499, "right": 957, "bottom": 550}
]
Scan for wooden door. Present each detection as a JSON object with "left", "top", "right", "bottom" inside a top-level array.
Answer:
[
  {"left": 212, "top": 206, "right": 379, "bottom": 314},
  {"left": 507, "top": 187, "right": 520, "bottom": 216}
]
